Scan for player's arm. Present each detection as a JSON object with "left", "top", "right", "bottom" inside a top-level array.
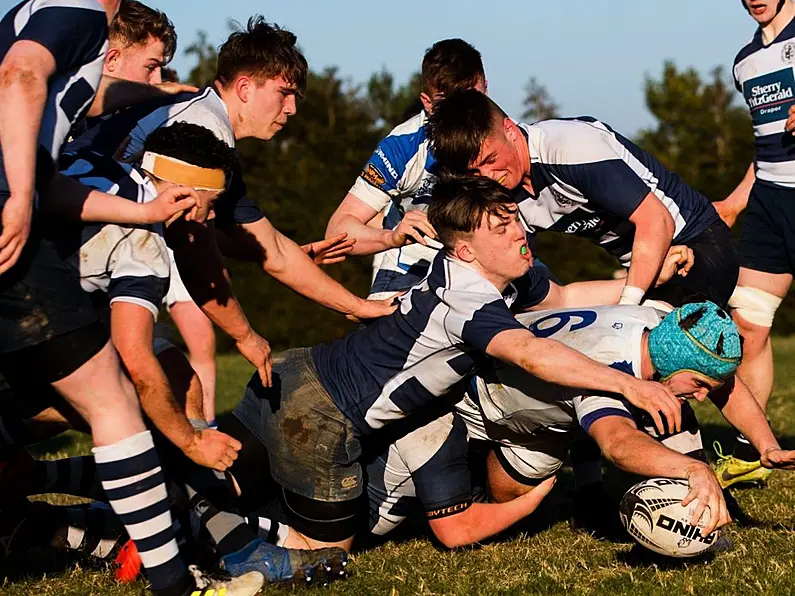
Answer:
[
  {"left": 623, "top": 193, "right": 675, "bottom": 303},
  {"left": 224, "top": 217, "right": 398, "bottom": 320},
  {"left": 428, "top": 478, "right": 555, "bottom": 548},
  {"left": 110, "top": 301, "right": 241, "bottom": 471},
  {"left": 41, "top": 172, "right": 196, "bottom": 224},
  {"left": 587, "top": 414, "right": 728, "bottom": 534},
  {"left": 86, "top": 75, "right": 198, "bottom": 118},
  {"left": 0, "top": 40, "right": 56, "bottom": 273},
  {"left": 485, "top": 328, "right": 682, "bottom": 434},
  {"left": 713, "top": 163, "right": 755, "bottom": 228},
  {"left": 708, "top": 377, "right": 795, "bottom": 468},
  {"left": 165, "top": 218, "right": 273, "bottom": 387},
  {"left": 326, "top": 193, "right": 394, "bottom": 255},
  {"left": 533, "top": 245, "right": 693, "bottom": 310}
]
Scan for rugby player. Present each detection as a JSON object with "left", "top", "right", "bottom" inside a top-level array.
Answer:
[
  {"left": 65, "top": 16, "right": 395, "bottom": 391},
  {"left": 205, "top": 176, "right": 685, "bottom": 555},
  {"left": 706, "top": 0, "right": 795, "bottom": 487},
  {"left": 0, "top": 2, "right": 264, "bottom": 594},
  {"left": 425, "top": 90, "right": 739, "bottom": 310}
]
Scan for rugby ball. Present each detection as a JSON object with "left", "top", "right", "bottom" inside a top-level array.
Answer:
[{"left": 619, "top": 478, "right": 718, "bottom": 557}]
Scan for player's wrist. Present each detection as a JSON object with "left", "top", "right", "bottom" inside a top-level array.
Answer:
[{"left": 618, "top": 285, "right": 645, "bottom": 305}]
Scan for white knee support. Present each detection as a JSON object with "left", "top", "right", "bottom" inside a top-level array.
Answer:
[{"left": 728, "top": 286, "right": 783, "bottom": 327}]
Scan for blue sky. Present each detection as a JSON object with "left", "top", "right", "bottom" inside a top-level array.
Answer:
[{"left": 158, "top": 0, "right": 753, "bottom": 136}]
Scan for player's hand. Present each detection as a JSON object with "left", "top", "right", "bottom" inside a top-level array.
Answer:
[
  {"left": 761, "top": 447, "right": 795, "bottom": 470},
  {"left": 683, "top": 462, "right": 730, "bottom": 535},
  {"left": 517, "top": 475, "right": 557, "bottom": 513},
  {"left": 236, "top": 329, "right": 273, "bottom": 387},
  {"left": 391, "top": 210, "right": 437, "bottom": 247},
  {"left": 183, "top": 429, "right": 242, "bottom": 472},
  {"left": 786, "top": 104, "right": 795, "bottom": 133},
  {"left": 655, "top": 245, "right": 695, "bottom": 286},
  {"left": 155, "top": 82, "right": 200, "bottom": 95},
  {"left": 620, "top": 377, "right": 682, "bottom": 435},
  {"left": 346, "top": 295, "right": 399, "bottom": 323},
  {"left": 0, "top": 192, "right": 33, "bottom": 275},
  {"left": 145, "top": 185, "right": 198, "bottom": 225},
  {"left": 303, "top": 233, "right": 356, "bottom": 265}
]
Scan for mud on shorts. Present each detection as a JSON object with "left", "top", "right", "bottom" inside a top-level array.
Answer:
[
  {"left": 738, "top": 181, "right": 795, "bottom": 275},
  {"left": 232, "top": 348, "right": 363, "bottom": 503}
]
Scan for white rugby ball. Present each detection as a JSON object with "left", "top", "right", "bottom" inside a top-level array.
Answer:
[{"left": 619, "top": 478, "right": 719, "bottom": 557}]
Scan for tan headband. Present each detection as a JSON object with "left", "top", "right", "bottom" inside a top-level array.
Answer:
[{"left": 141, "top": 152, "right": 226, "bottom": 191}]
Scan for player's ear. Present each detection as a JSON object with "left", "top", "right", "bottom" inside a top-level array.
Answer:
[
  {"left": 234, "top": 76, "right": 250, "bottom": 103},
  {"left": 454, "top": 238, "right": 476, "bottom": 263},
  {"left": 420, "top": 92, "right": 434, "bottom": 114},
  {"left": 504, "top": 118, "right": 518, "bottom": 142},
  {"left": 105, "top": 47, "right": 120, "bottom": 73}
]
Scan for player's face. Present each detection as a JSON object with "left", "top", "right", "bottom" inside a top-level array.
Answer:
[
  {"left": 471, "top": 123, "right": 526, "bottom": 190},
  {"left": 663, "top": 371, "right": 723, "bottom": 402},
  {"left": 468, "top": 205, "right": 532, "bottom": 283},
  {"left": 245, "top": 76, "right": 299, "bottom": 140},
  {"left": 744, "top": 0, "right": 783, "bottom": 24},
  {"left": 191, "top": 189, "right": 223, "bottom": 224},
  {"left": 107, "top": 37, "right": 166, "bottom": 85}
]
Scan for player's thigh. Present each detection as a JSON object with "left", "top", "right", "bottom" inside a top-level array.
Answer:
[
  {"left": 736, "top": 267, "right": 793, "bottom": 298},
  {"left": 487, "top": 437, "right": 567, "bottom": 503}
]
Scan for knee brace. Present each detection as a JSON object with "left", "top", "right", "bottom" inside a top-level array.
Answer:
[{"left": 728, "top": 286, "right": 783, "bottom": 327}]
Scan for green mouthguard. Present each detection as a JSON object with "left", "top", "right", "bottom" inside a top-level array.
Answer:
[{"left": 521, "top": 246, "right": 528, "bottom": 255}]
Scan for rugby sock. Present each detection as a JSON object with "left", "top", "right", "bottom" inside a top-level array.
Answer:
[
  {"left": 247, "top": 515, "right": 289, "bottom": 547},
  {"left": 51, "top": 503, "right": 127, "bottom": 559},
  {"left": 732, "top": 433, "right": 760, "bottom": 462},
  {"left": 93, "top": 431, "right": 189, "bottom": 596},
  {"left": 28, "top": 456, "right": 105, "bottom": 499},
  {"left": 184, "top": 482, "right": 257, "bottom": 556}
]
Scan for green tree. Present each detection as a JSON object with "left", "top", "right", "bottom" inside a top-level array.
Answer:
[
  {"left": 184, "top": 30, "right": 218, "bottom": 87},
  {"left": 522, "top": 77, "right": 560, "bottom": 122}
]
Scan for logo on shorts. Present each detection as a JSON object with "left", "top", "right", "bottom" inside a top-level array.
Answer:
[
  {"left": 341, "top": 476, "right": 358, "bottom": 489},
  {"left": 783, "top": 42, "right": 795, "bottom": 65},
  {"left": 360, "top": 164, "right": 387, "bottom": 189}
]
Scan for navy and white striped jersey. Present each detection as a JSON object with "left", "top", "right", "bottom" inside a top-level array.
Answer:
[
  {"left": 516, "top": 118, "right": 719, "bottom": 263},
  {"left": 733, "top": 16, "right": 795, "bottom": 188},
  {"left": 0, "top": 0, "right": 107, "bottom": 196},
  {"left": 55, "top": 151, "right": 169, "bottom": 317},
  {"left": 367, "top": 411, "right": 472, "bottom": 535},
  {"left": 349, "top": 111, "right": 443, "bottom": 296},
  {"left": 312, "top": 252, "right": 550, "bottom": 436},
  {"left": 65, "top": 87, "right": 264, "bottom": 226},
  {"left": 458, "top": 305, "right": 664, "bottom": 447}
]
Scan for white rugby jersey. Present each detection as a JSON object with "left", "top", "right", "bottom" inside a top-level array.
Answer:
[
  {"left": 57, "top": 152, "right": 169, "bottom": 317},
  {"left": 516, "top": 118, "right": 718, "bottom": 263},
  {"left": 457, "top": 305, "right": 664, "bottom": 445},
  {"left": 312, "top": 252, "right": 550, "bottom": 435},
  {"left": 733, "top": 16, "right": 795, "bottom": 187},
  {"left": 348, "top": 112, "right": 443, "bottom": 295},
  {"left": 0, "top": 0, "right": 107, "bottom": 195}
]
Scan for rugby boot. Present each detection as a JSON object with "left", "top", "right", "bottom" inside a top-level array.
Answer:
[
  {"left": 220, "top": 537, "right": 348, "bottom": 586},
  {"left": 713, "top": 441, "right": 772, "bottom": 489},
  {"left": 185, "top": 565, "right": 264, "bottom": 596}
]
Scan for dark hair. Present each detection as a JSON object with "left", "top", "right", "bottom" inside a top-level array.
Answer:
[
  {"left": 216, "top": 16, "right": 307, "bottom": 93},
  {"left": 109, "top": 1, "right": 177, "bottom": 64},
  {"left": 427, "top": 89, "right": 506, "bottom": 174},
  {"left": 143, "top": 122, "right": 238, "bottom": 176},
  {"left": 421, "top": 39, "right": 484, "bottom": 95},
  {"left": 428, "top": 175, "right": 517, "bottom": 250}
]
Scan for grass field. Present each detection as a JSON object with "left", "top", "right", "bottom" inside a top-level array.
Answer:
[{"left": 5, "top": 340, "right": 795, "bottom": 595}]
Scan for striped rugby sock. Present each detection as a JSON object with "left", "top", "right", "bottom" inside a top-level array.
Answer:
[
  {"left": 30, "top": 455, "right": 105, "bottom": 499},
  {"left": 93, "top": 431, "right": 188, "bottom": 595}
]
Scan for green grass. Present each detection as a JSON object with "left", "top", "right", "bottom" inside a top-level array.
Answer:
[{"left": 7, "top": 341, "right": 795, "bottom": 595}]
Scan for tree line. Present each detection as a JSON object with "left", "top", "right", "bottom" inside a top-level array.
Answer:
[{"left": 180, "top": 35, "right": 793, "bottom": 350}]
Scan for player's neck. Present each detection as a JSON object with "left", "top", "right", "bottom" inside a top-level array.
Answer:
[
  {"left": 760, "top": 2, "right": 795, "bottom": 44},
  {"left": 640, "top": 330, "right": 655, "bottom": 381}
]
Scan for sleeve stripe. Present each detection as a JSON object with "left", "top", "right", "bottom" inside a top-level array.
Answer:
[{"left": 579, "top": 408, "right": 634, "bottom": 433}]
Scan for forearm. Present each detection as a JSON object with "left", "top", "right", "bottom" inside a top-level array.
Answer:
[
  {"left": 714, "top": 379, "right": 779, "bottom": 455},
  {"left": 127, "top": 360, "right": 196, "bottom": 453},
  {"left": 432, "top": 498, "right": 543, "bottom": 548},
  {"left": 0, "top": 69, "right": 46, "bottom": 199},
  {"left": 265, "top": 228, "right": 365, "bottom": 315},
  {"left": 326, "top": 213, "right": 395, "bottom": 256},
  {"left": 86, "top": 75, "right": 167, "bottom": 118},
  {"left": 725, "top": 163, "right": 755, "bottom": 210},
  {"left": 624, "top": 230, "right": 671, "bottom": 296},
  {"left": 168, "top": 221, "right": 254, "bottom": 342},
  {"left": 557, "top": 279, "right": 624, "bottom": 308},
  {"left": 602, "top": 429, "right": 704, "bottom": 478},
  {"left": 42, "top": 173, "right": 151, "bottom": 223}
]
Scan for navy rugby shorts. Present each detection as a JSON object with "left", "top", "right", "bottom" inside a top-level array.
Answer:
[{"left": 738, "top": 181, "right": 795, "bottom": 275}]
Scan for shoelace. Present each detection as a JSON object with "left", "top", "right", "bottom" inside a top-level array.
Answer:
[
  {"left": 188, "top": 565, "right": 213, "bottom": 590},
  {"left": 713, "top": 441, "right": 730, "bottom": 462}
]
